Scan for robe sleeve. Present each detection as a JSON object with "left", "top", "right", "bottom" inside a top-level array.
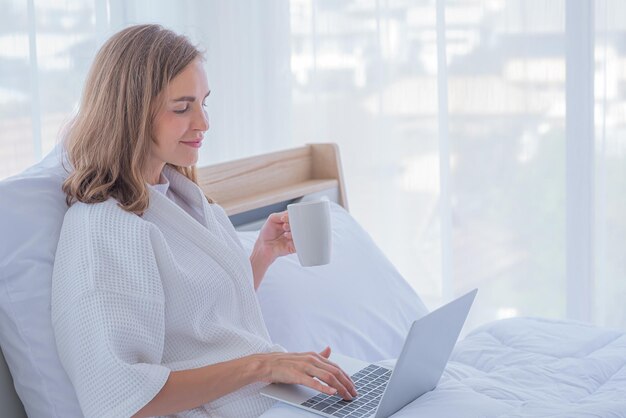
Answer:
[{"left": 51, "top": 202, "right": 170, "bottom": 418}]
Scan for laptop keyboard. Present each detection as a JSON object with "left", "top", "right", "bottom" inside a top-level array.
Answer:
[{"left": 300, "top": 364, "right": 391, "bottom": 418}]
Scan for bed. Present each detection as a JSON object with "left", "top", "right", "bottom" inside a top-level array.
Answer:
[{"left": 1, "top": 143, "right": 626, "bottom": 417}]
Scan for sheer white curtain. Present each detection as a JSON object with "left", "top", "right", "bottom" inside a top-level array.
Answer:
[
  {"left": 594, "top": 0, "right": 626, "bottom": 329},
  {"left": 1, "top": 0, "right": 624, "bottom": 330}
]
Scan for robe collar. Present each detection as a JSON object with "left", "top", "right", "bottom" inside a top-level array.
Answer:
[{"left": 142, "top": 165, "right": 250, "bottom": 284}]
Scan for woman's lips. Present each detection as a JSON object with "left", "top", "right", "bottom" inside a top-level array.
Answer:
[{"left": 181, "top": 140, "right": 202, "bottom": 148}]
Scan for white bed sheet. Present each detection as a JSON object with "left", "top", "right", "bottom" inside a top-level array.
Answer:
[{"left": 260, "top": 317, "right": 626, "bottom": 417}]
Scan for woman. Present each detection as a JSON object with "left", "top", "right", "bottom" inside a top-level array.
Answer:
[{"left": 51, "top": 24, "right": 356, "bottom": 418}]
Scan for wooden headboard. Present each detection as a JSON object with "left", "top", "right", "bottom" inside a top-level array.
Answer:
[{"left": 198, "top": 142, "right": 348, "bottom": 227}]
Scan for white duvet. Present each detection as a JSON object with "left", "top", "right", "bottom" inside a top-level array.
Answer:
[{"left": 260, "top": 317, "right": 626, "bottom": 417}]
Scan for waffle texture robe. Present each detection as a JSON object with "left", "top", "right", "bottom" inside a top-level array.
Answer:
[{"left": 51, "top": 165, "right": 282, "bottom": 418}]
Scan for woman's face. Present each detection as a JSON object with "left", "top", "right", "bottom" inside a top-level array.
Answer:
[{"left": 148, "top": 58, "right": 210, "bottom": 182}]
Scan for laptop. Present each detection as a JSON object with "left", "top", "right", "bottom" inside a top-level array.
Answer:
[{"left": 260, "top": 289, "right": 477, "bottom": 418}]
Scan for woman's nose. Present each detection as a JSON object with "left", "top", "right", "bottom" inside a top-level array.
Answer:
[{"left": 194, "top": 107, "right": 209, "bottom": 131}]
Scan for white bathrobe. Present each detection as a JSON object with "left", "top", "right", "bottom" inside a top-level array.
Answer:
[{"left": 51, "top": 165, "right": 282, "bottom": 418}]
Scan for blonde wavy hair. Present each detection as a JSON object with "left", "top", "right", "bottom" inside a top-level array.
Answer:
[{"left": 62, "top": 24, "right": 203, "bottom": 215}]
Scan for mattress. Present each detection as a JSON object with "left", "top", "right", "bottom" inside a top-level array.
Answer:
[{"left": 260, "top": 317, "right": 626, "bottom": 417}]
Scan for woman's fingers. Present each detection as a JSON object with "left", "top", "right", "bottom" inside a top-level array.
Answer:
[
  {"left": 264, "top": 351, "right": 357, "bottom": 400},
  {"left": 268, "top": 212, "right": 291, "bottom": 236},
  {"left": 301, "top": 376, "right": 338, "bottom": 397},
  {"left": 317, "top": 347, "right": 354, "bottom": 393},
  {"left": 312, "top": 359, "right": 357, "bottom": 398},
  {"left": 305, "top": 351, "right": 356, "bottom": 399},
  {"left": 273, "top": 211, "right": 289, "bottom": 224},
  {"left": 261, "top": 212, "right": 293, "bottom": 249},
  {"left": 319, "top": 346, "right": 331, "bottom": 358},
  {"left": 306, "top": 364, "right": 353, "bottom": 400}
]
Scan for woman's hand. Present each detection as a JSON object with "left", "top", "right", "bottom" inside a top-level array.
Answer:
[
  {"left": 256, "top": 347, "right": 358, "bottom": 401},
  {"left": 257, "top": 211, "right": 295, "bottom": 261},
  {"left": 250, "top": 211, "right": 295, "bottom": 289},
  {"left": 135, "top": 347, "right": 356, "bottom": 417}
]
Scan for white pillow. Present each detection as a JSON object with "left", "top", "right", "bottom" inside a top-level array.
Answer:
[
  {"left": 0, "top": 146, "right": 82, "bottom": 417},
  {"left": 239, "top": 203, "right": 428, "bottom": 362}
]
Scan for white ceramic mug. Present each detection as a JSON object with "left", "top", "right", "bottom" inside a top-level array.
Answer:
[{"left": 287, "top": 200, "right": 332, "bottom": 267}]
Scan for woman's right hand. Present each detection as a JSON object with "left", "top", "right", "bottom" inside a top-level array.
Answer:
[{"left": 255, "top": 347, "right": 358, "bottom": 400}]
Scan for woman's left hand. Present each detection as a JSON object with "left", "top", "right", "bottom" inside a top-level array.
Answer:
[{"left": 256, "top": 211, "right": 295, "bottom": 263}]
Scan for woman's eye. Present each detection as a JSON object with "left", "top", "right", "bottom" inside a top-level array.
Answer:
[
  {"left": 202, "top": 101, "right": 207, "bottom": 108},
  {"left": 174, "top": 106, "right": 189, "bottom": 114}
]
